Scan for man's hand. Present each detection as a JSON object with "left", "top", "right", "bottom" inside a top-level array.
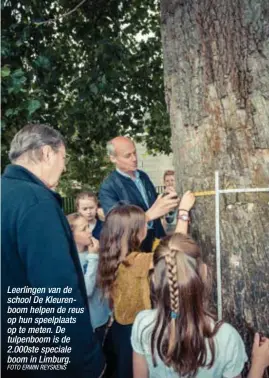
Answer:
[{"left": 146, "top": 191, "right": 179, "bottom": 221}]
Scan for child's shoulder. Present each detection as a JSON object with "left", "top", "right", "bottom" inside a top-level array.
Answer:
[
  {"left": 126, "top": 252, "right": 153, "bottom": 277},
  {"left": 96, "top": 218, "right": 103, "bottom": 226},
  {"left": 134, "top": 309, "right": 157, "bottom": 328},
  {"left": 132, "top": 310, "right": 157, "bottom": 352},
  {"left": 217, "top": 322, "right": 241, "bottom": 336},
  {"left": 214, "top": 322, "right": 248, "bottom": 369},
  {"left": 215, "top": 321, "right": 245, "bottom": 347}
]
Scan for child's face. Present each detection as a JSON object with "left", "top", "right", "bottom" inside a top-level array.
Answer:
[
  {"left": 77, "top": 198, "right": 98, "bottom": 222},
  {"left": 73, "top": 217, "right": 92, "bottom": 247},
  {"left": 164, "top": 174, "right": 175, "bottom": 189}
]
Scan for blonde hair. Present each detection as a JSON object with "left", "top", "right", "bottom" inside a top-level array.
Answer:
[
  {"left": 67, "top": 213, "right": 85, "bottom": 231},
  {"left": 163, "top": 170, "right": 175, "bottom": 181}
]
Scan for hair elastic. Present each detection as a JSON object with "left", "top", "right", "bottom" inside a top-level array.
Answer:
[{"left": 171, "top": 311, "right": 180, "bottom": 319}]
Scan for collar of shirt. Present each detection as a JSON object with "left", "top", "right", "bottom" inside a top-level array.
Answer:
[
  {"left": 116, "top": 168, "right": 139, "bottom": 180},
  {"left": 116, "top": 169, "right": 147, "bottom": 204}
]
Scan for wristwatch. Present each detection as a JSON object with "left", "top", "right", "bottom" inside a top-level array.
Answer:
[{"left": 177, "top": 213, "right": 190, "bottom": 222}]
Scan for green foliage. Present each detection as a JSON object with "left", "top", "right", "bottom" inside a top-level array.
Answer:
[{"left": 1, "top": 0, "right": 171, "bottom": 194}]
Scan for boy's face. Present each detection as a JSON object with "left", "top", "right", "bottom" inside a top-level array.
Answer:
[
  {"left": 77, "top": 198, "right": 98, "bottom": 222},
  {"left": 73, "top": 217, "right": 92, "bottom": 246}
]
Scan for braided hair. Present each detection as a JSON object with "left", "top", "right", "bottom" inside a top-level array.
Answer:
[{"left": 149, "top": 233, "right": 222, "bottom": 377}]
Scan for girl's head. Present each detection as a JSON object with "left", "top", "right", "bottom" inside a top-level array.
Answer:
[
  {"left": 163, "top": 170, "right": 175, "bottom": 189},
  {"left": 75, "top": 192, "right": 98, "bottom": 222},
  {"left": 98, "top": 204, "right": 147, "bottom": 297},
  {"left": 150, "top": 233, "right": 218, "bottom": 377},
  {"left": 67, "top": 213, "right": 92, "bottom": 251}
]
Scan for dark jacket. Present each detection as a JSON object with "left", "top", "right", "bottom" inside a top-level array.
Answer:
[
  {"left": 99, "top": 170, "right": 165, "bottom": 251},
  {"left": 1, "top": 165, "right": 105, "bottom": 378},
  {"left": 92, "top": 218, "right": 103, "bottom": 240}
]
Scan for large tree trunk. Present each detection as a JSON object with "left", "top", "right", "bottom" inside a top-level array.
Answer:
[{"left": 161, "top": 0, "right": 269, "bottom": 375}]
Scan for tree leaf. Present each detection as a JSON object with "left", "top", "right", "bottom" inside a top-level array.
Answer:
[
  {"left": 12, "top": 69, "right": 25, "bottom": 78},
  {"left": 27, "top": 100, "right": 41, "bottom": 116},
  {"left": 90, "top": 84, "right": 98, "bottom": 95},
  {"left": 5, "top": 109, "right": 14, "bottom": 117},
  {"left": 1, "top": 65, "right": 10, "bottom": 77},
  {"left": 34, "top": 56, "right": 51, "bottom": 70},
  {"left": 1, "top": 0, "right": 170, "bottom": 185}
]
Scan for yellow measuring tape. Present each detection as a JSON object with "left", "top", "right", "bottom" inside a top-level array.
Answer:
[{"left": 193, "top": 190, "right": 216, "bottom": 197}]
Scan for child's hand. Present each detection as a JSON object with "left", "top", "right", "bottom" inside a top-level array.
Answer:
[
  {"left": 251, "top": 333, "right": 269, "bottom": 371},
  {"left": 178, "top": 190, "right": 195, "bottom": 212},
  {"left": 87, "top": 237, "right": 99, "bottom": 254}
]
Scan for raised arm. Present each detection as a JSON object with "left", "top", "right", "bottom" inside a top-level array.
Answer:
[
  {"left": 247, "top": 333, "right": 269, "bottom": 378},
  {"left": 175, "top": 190, "right": 195, "bottom": 234}
]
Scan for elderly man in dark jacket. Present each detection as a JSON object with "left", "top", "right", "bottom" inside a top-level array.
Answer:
[
  {"left": 1, "top": 124, "right": 105, "bottom": 378},
  {"left": 99, "top": 136, "right": 179, "bottom": 251}
]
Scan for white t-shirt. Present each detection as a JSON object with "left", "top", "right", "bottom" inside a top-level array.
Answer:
[{"left": 131, "top": 309, "right": 248, "bottom": 378}]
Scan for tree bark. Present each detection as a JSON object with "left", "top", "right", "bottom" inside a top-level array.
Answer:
[{"left": 161, "top": 0, "right": 269, "bottom": 375}]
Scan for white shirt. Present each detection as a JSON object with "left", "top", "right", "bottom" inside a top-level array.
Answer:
[{"left": 131, "top": 309, "right": 248, "bottom": 378}]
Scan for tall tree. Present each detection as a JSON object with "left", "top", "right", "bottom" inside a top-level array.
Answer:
[{"left": 161, "top": 0, "right": 269, "bottom": 374}]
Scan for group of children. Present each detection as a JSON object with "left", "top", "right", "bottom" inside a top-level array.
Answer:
[{"left": 67, "top": 191, "right": 269, "bottom": 378}]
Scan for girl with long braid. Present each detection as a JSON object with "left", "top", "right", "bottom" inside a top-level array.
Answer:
[
  {"left": 131, "top": 233, "right": 269, "bottom": 378},
  {"left": 98, "top": 191, "right": 195, "bottom": 378}
]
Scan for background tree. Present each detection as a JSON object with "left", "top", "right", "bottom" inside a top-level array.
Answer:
[
  {"left": 1, "top": 0, "right": 170, "bottom": 193},
  {"left": 161, "top": 0, "right": 269, "bottom": 375}
]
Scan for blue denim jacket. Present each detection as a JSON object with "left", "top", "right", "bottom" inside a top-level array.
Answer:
[{"left": 79, "top": 252, "right": 111, "bottom": 330}]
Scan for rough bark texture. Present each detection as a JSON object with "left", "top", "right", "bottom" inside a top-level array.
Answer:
[{"left": 161, "top": 0, "right": 269, "bottom": 375}]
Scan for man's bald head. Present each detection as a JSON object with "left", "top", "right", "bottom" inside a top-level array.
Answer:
[
  {"left": 107, "top": 136, "right": 137, "bottom": 174},
  {"left": 107, "top": 136, "right": 134, "bottom": 157}
]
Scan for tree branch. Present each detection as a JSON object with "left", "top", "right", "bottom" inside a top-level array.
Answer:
[{"left": 34, "top": 0, "right": 87, "bottom": 26}]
